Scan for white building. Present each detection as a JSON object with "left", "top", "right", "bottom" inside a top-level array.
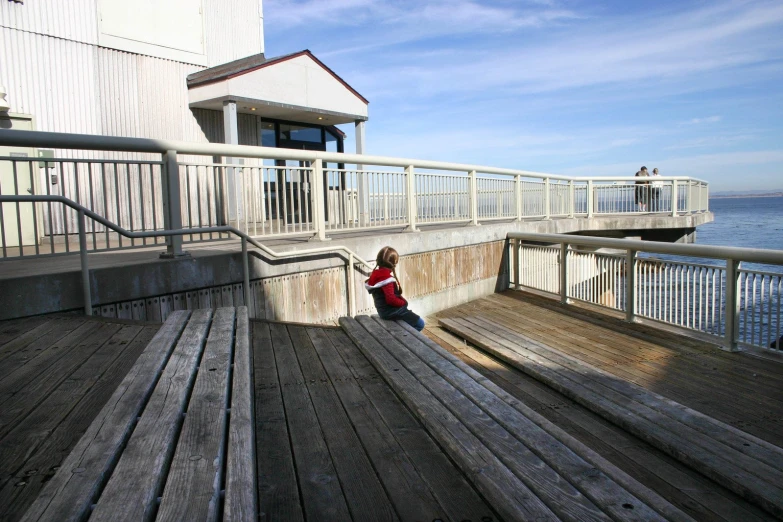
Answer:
[{"left": 0, "top": 0, "right": 369, "bottom": 154}]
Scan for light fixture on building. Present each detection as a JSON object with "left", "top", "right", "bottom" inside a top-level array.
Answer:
[
  {"left": 317, "top": 116, "right": 323, "bottom": 120},
  {"left": 0, "top": 85, "right": 10, "bottom": 112},
  {"left": 250, "top": 107, "right": 256, "bottom": 111}
]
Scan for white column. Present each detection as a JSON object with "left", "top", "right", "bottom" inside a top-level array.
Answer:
[
  {"left": 223, "top": 100, "right": 240, "bottom": 222},
  {"left": 355, "top": 120, "right": 368, "bottom": 226}
]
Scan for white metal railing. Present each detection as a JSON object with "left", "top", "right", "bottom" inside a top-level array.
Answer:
[
  {"left": 509, "top": 232, "right": 783, "bottom": 352},
  {"left": 0, "top": 130, "right": 708, "bottom": 259},
  {"left": 0, "top": 194, "right": 373, "bottom": 319}
]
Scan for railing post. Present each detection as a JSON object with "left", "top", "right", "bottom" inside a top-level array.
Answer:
[
  {"left": 560, "top": 242, "right": 569, "bottom": 304},
  {"left": 312, "top": 159, "right": 328, "bottom": 241},
  {"left": 725, "top": 258, "right": 740, "bottom": 351},
  {"left": 568, "top": 180, "right": 575, "bottom": 218},
  {"left": 544, "top": 177, "right": 550, "bottom": 220},
  {"left": 469, "top": 170, "right": 479, "bottom": 226},
  {"left": 586, "top": 180, "right": 594, "bottom": 218},
  {"left": 78, "top": 209, "right": 92, "bottom": 316},
  {"left": 405, "top": 165, "right": 417, "bottom": 231},
  {"left": 671, "top": 179, "right": 678, "bottom": 216},
  {"left": 242, "top": 237, "right": 251, "bottom": 317},
  {"left": 625, "top": 249, "right": 636, "bottom": 322},
  {"left": 515, "top": 175, "right": 522, "bottom": 221},
  {"left": 160, "top": 150, "right": 185, "bottom": 257},
  {"left": 347, "top": 253, "right": 356, "bottom": 317},
  {"left": 513, "top": 238, "right": 520, "bottom": 289}
]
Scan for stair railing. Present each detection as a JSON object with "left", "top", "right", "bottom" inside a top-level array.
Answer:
[{"left": 0, "top": 194, "right": 372, "bottom": 318}]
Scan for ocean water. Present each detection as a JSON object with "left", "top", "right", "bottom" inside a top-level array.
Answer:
[{"left": 696, "top": 196, "right": 783, "bottom": 252}]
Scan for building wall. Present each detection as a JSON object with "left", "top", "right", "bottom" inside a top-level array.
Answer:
[{"left": 0, "top": 0, "right": 264, "bottom": 142}]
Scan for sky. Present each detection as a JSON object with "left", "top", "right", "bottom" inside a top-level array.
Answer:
[{"left": 263, "top": 0, "right": 783, "bottom": 192}]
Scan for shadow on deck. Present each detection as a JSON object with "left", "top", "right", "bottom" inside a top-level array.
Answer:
[{"left": 1, "top": 293, "right": 782, "bottom": 521}]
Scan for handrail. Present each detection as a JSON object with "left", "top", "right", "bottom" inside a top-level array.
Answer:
[
  {"left": 508, "top": 231, "right": 783, "bottom": 352},
  {"left": 1, "top": 195, "right": 373, "bottom": 317},
  {"left": 0, "top": 129, "right": 708, "bottom": 183},
  {"left": 507, "top": 231, "right": 783, "bottom": 265}
]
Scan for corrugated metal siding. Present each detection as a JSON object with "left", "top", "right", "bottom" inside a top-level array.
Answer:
[
  {"left": 1, "top": 27, "right": 101, "bottom": 134},
  {"left": 203, "top": 0, "right": 263, "bottom": 66},
  {"left": 0, "top": 0, "right": 98, "bottom": 45}
]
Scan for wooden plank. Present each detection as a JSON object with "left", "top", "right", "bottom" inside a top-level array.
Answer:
[
  {"left": 464, "top": 313, "right": 783, "bottom": 474},
  {"left": 0, "top": 318, "right": 86, "bottom": 379},
  {"left": 356, "top": 316, "right": 615, "bottom": 522},
  {"left": 441, "top": 315, "right": 783, "bottom": 518},
  {"left": 131, "top": 299, "right": 146, "bottom": 321},
  {"left": 252, "top": 321, "right": 303, "bottom": 522},
  {"left": 224, "top": 307, "right": 257, "bottom": 522},
  {"left": 308, "top": 326, "right": 473, "bottom": 521},
  {"left": 158, "top": 308, "right": 235, "bottom": 521},
  {"left": 21, "top": 312, "right": 191, "bottom": 522},
  {"left": 116, "top": 302, "right": 133, "bottom": 320},
  {"left": 323, "top": 328, "right": 496, "bottom": 522},
  {"left": 425, "top": 326, "right": 772, "bottom": 522},
  {"left": 88, "top": 309, "right": 212, "bottom": 522},
  {"left": 0, "top": 322, "right": 122, "bottom": 439},
  {"left": 0, "top": 325, "right": 156, "bottom": 522},
  {"left": 382, "top": 319, "right": 690, "bottom": 522},
  {"left": 269, "top": 322, "right": 352, "bottom": 520},
  {"left": 0, "top": 317, "right": 50, "bottom": 351},
  {"left": 0, "top": 324, "right": 143, "bottom": 479},
  {"left": 480, "top": 305, "right": 783, "bottom": 433},
  {"left": 339, "top": 317, "right": 558, "bottom": 522},
  {"left": 145, "top": 297, "right": 162, "bottom": 323},
  {"left": 287, "top": 325, "right": 398, "bottom": 521}
]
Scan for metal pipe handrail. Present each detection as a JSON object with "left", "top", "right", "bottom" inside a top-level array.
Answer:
[
  {"left": 508, "top": 231, "right": 783, "bottom": 265},
  {"left": 508, "top": 231, "right": 783, "bottom": 352},
  {"left": 1, "top": 195, "right": 373, "bottom": 317},
  {"left": 0, "top": 129, "right": 708, "bottom": 183}
]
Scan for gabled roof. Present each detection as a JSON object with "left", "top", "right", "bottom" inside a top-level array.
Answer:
[{"left": 187, "top": 50, "right": 368, "bottom": 105}]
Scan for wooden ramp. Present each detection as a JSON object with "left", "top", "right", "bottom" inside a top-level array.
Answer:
[
  {"left": 437, "top": 291, "right": 783, "bottom": 519},
  {"left": 340, "top": 315, "right": 693, "bottom": 521}
]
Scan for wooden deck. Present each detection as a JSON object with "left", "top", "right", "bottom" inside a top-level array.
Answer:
[
  {"left": 0, "top": 314, "right": 159, "bottom": 522},
  {"left": 431, "top": 290, "right": 783, "bottom": 521},
  {"left": 2, "top": 292, "right": 783, "bottom": 521}
]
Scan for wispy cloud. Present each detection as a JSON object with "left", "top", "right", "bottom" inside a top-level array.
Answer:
[{"left": 681, "top": 116, "right": 722, "bottom": 125}]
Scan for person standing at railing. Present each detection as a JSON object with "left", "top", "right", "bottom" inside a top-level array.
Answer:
[
  {"left": 650, "top": 168, "right": 663, "bottom": 212},
  {"left": 365, "top": 246, "right": 425, "bottom": 331},
  {"left": 635, "top": 166, "right": 650, "bottom": 211}
]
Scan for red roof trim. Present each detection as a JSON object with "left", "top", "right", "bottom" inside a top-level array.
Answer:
[{"left": 190, "top": 50, "right": 369, "bottom": 105}]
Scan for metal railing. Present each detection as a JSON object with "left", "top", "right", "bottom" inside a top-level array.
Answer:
[
  {"left": 0, "top": 129, "right": 709, "bottom": 259},
  {"left": 509, "top": 232, "right": 783, "bottom": 352},
  {"left": 0, "top": 194, "right": 373, "bottom": 319}
]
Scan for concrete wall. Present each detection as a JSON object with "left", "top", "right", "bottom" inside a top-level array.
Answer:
[{"left": 0, "top": 213, "right": 711, "bottom": 322}]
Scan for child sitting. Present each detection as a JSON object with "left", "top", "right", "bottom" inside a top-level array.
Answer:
[{"left": 365, "top": 246, "right": 425, "bottom": 331}]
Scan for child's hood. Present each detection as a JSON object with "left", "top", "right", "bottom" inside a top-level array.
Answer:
[{"left": 365, "top": 267, "right": 396, "bottom": 289}]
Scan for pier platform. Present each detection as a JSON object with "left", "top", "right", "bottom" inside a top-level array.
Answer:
[{"left": 1, "top": 290, "right": 781, "bottom": 521}]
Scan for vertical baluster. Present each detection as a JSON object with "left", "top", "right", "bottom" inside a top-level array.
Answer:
[
  {"left": 775, "top": 278, "right": 782, "bottom": 351},
  {"left": 124, "top": 163, "right": 135, "bottom": 246},
  {"left": 752, "top": 275, "right": 759, "bottom": 346},
  {"left": 113, "top": 163, "right": 122, "bottom": 248},
  {"left": 45, "top": 160, "right": 55, "bottom": 254},
  {"left": 11, "top": 161, "right": 24, "bottom": 256}
]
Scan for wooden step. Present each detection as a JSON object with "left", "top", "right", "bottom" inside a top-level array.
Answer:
[
  {"left": 439, "top": 314, "right": 783, "bottom": 519},
  {"left": 340, "top": 315, "right": 692, "bottom": 521},
  {"left": 22, "top": 307, "right": 256, "bottom": 522}
]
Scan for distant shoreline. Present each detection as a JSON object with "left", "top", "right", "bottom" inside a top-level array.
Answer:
[{"left": 710, "top": 193, "right": 783, "bottom": 199}]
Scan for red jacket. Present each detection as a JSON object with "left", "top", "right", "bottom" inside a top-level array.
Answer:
[{"left": 365, "top": 267, "right": 407, "bottom": 308}]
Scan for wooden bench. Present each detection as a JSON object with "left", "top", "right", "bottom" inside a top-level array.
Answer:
[
  {"left": 22, "top": 307, "right": 256, "bottom": 522},
  {"left": 439, "top": 314, "right": 783, "bottom": 519},
  {"left": 340, "top": 315, "right": 692, "bottom": 522}
]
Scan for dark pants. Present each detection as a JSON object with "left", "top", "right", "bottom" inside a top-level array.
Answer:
[{"left": 381, "top": 307, "right": 425, "bottom": 331}]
